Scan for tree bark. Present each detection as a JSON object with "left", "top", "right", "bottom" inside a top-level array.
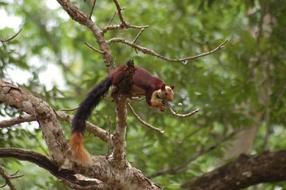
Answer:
[{"left": 182, "top": 151, "right": 286, "bottom": 190}]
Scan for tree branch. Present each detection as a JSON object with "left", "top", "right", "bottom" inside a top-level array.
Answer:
[
  {"left": 101, "top": 0, "right": 148, "bottom": 33},
  {"left": 111, "top": 96, "right": 128, "bottom": 168},
  {"left": 56, "top": 111, "right": 113, "bottom": 145},
  {"left": 0, "top": 165, "right": 17, "bottom": 190},
  {"left": 128, "top": 103, "right": 164, "bottom": 134},
  {"left": 0, "top": 81, "right": 68, "bottom": 165},
  {"left": 89, "top": 0, "right": 97, "bottom": 19},
  {"left": 0, "top": 111, "right": 113, "bottom": 145},
  {"left": 108, "top": 38, "right": 228, "bottom": 63},
  {"left": 168, "top": 106, "right": 199, "bottom": 118},
  {"left": 182, "top": 151, "right": 286, "bottom": 190},
  {"left": 0, "top": 28, "right": 22, "bottom": 43},
  {"left": 0, "top": 148, "right": 110, "bottom": 190},
  {"left": 150, "top": 130, "right": 237, "bottom": 178},
  {"left": 0, "top": 114, "right": 34, "bottom": 128},
  {"left": 56, "top": 0, "right": 113, "bottom": 71},
  {"left": 102, "top": 24, "right": 148, "bottom": 33}
]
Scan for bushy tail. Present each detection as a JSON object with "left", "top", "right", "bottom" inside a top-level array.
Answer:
[{"left": 70, "top": 77, "right": 112, "bottom": 166}]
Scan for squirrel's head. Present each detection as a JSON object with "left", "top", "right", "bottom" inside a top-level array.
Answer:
[{"left": 158, "top": 84, "right": 174, "bottom": 101}]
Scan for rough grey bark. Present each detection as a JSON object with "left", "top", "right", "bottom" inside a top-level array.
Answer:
[
  {"left": 182, "top": 151, "right": 286, "bottom": 190},
  {"left": 0, "top": 81, "right": 68, "bottom": 165}
]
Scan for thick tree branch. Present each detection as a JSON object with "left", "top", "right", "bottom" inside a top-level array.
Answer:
[
  {"left": 150, "top": 130, "right": 237, "bottom": 178},
  {"left": 0, "top": 148, "right": 110, "bottom": 190},
  {"left": 0, "top": 81, "right": 68, "bottom": 165},
  {"left": 108, "top": 38, "right": 228, "bottom": 63},
  {"left": 182, "top": 151, "right": 286, "bottom": 190},
  {"left": 111, "top": 96, "right": 128, "bottom": 168},
  {"left": 0, "top": 111, "right": 113, "bottom": 145},
  {"left": 0, "top": 114, "right": 34, "bottom": 128},
  {"left": 0, "top": 80, "right": 161, "bottom": 189}
]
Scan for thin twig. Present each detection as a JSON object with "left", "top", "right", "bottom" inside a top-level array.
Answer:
[
  {"left": 56, "top": 111, "right": 113, "bottom": 145},
  {"left": 59, "top": 107, "right": 78, "bottom": 112},
  {"left": 103, "top": 24, "right": 149, "bottom": 33},
  {"left": 128, "top": 103, "right": 164, "bottom": 134},
  {"left": 108, "top": 38, "right": 229, "bottom": 63},
  {"left": 107, "top": 12, "right": 117, "bottom": 26},
  {"left": 112, "top": 0, "right": 126, "bottom": 25},
  {"left": 150, "top": 129, "right": 240, "bottom": 178},
  {"left": 102, "top": 0, "right": 148, "bottom": 33},
  {"left": 84, "top": 42, "right": 104, "bottom": 54},
  {"left": 133, "top": 28, "right": 145, "bottom": 44},
  {"left": 89, "top": 0, "right": 97, "bottom": 19},
  {"left": 56, "top": 0, "right": 114, "bottom": 71},
  {"left": 0, "top": 165, "right": 17, "bottom": 190},
  {"left": 0, "top": 28, "right": 22, "bottom": 43},
  {"left": 168, "top": 105, "right": 199, "bottom": 118}
]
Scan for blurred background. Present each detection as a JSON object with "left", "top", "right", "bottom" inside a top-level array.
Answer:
[{"left": 0, "top": 0, "right": 286, "bottom": 189}]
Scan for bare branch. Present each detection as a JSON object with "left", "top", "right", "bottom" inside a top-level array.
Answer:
[
  {"left": 102, "top": 24, "right": 149, "bottom": 33},
  {"left": 106, "top": 12, "right": 116, "bottom": 26},
  {"left": 133, "top": 28, "right": 145, "bottom": 44},
  {"left": 56, "top": 0, "right": 113, "bottom": 71},
  {"left": 63, "top": 178, "right": 111, "bottom": 190},
  {"left": 0, "top": 114, "right": 34, "bottom": 128},
  {"left": 150, "top": 130, "right": 237, "bottom": 178},
  {"left": 168, "top": 105, "right": 199, "bottom": 118},
  {"left": 128, "top": 103, "right": 164, "bottom": 134},
  {"left": 0, "top": 28, "right": 22, "bottom": 43},
  {"left": 0, "top": 109, "right": 112, "bottom": 145},
  {"left": 0, "top": 148, "right": 110, "bottom": 190},
  {"left": 89, "top": 0, "right": 97, "bottom": 19},
  {"left": 56, "top": 111, "right": 113, "bottom": 145},
  {"left": 108, "top": 38, "right": 229, "bottom": 63},
  {"left": 84, "top": 42, "right": 104, "bottom": 54},
  {"left": 182, "top": 150, "right": 286, "bottom": 190},
  {"left": 112, "top": 0, "right": 126, "bottom": 26},
  {"left": 111, "top": 96, "right": 128, "bottom": 168},
  {"left": 102, "top": 0, "right": 148, "bottom": 33},
  {"left": 0, "top": 80, "right": 68, "bottom": 165},
  {"left": 59, "top": 107, "right": 78, "bottom": 112},
  {"left": 0, "top": 165, "right": 17, "bottom": 190}
]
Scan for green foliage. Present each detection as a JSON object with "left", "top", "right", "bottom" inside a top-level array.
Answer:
[{"left": 0, "top": 0, "right": 286, "bottom": 189}]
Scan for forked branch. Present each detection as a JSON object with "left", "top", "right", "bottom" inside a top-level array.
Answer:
[
  {"left": 108, "top": 38, "right": 228, "bottom": 63},
  {"left": 102, "top": 0, "right": 148, "bottom": 33}
]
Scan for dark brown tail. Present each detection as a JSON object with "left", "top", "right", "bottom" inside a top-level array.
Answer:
[{"left": 70, "top": 77, "right": 112, "bottom": 166}]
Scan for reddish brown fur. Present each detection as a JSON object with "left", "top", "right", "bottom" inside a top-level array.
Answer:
[
  {"left": 110, "top": 65, "right": 165, "bottom": 106},
  {"left": 70, "top": 132, "right": 91, "bottom": 166},
  {"left": 71, "top": 64, "right": 174, "bottom": 166}
]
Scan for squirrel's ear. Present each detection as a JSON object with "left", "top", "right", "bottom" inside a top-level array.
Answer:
[
  {"left": 161, "top": 84, "right": 166, "bottom": 90},
  {"left": 170, "top": 85, "right": 175, "bottom": 89},
  {"left": 127, "top": 59, "right": 134, "bottom": 67}
]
